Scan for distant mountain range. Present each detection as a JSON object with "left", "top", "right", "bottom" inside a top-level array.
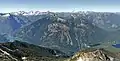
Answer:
[{"left": 0, "top": 11, "right": 120, "bottom": 55}]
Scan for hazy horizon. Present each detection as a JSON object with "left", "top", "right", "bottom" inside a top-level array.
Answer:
[{"left": 0, "top": 0, "right": 120, "bottom": 13}]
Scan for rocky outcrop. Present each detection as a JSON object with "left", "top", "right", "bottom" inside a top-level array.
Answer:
[
  {"left": 0, "top": 48, "right": 18, "bottom": 61},
  {"left": 66, "top": 48, "right": 120, "bottom": 61},
  {"left": 0, "top": 41, "right": 68, "bottom": 61}
]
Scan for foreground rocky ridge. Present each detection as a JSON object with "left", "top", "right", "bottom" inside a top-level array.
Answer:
[
  {"left": 0, "top": 41, "right": 68, "bottom": 61},
  {"left": 0, "top": 41, "right": 120, "bottom": 61},
  {"left": 66, "top": 48, "right": 120, "bottom": 61}
]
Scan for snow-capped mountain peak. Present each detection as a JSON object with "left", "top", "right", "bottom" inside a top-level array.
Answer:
[{"left": 10, "top": 11, "right": 50, "bottom": 15}]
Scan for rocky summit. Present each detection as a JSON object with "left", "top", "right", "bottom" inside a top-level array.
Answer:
[{"left": 66, "top": 48, "right": 120, "bottom": 61}]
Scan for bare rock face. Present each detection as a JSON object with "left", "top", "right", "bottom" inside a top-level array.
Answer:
[
  {"left": 117, "top": 52, "right": 120, "bottom": 58},
  {"left": 0, "top": 49, "right": 18, "bottom": 61},
  {"left": 66, "top": 48, "right": 120, "bottom": 61},
  {"left": 40, "top": 23, "right": 73, "bottom": 48}
]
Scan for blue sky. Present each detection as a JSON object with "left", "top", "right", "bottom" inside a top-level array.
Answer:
[{"left": 0, "top": 0, "right": 120, "bottom": 12}]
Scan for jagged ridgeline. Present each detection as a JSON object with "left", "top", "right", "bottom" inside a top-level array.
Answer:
[
  {"left": 0, "top": 11, "right": 120, "bottom": 55},
  {"left": 0, "top": 40, "right": 68, "bottom": 61},
  {"left": 0, "top": 41, "right": 120, "bottom": 61},
  {"left": 66, "top": 48, "right": 120, "bottom": 61}
]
